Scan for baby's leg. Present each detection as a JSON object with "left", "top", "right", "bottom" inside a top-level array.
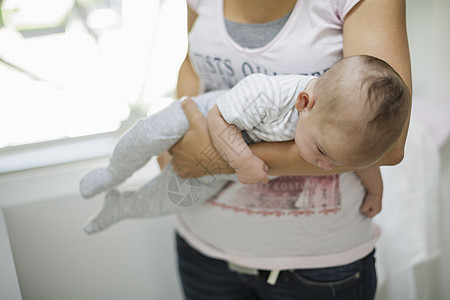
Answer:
[
  {"left": 84, "top": 163, "right": 235, "bottom": 234},
  {"left": 80, "top": 101, "right": 189, "bottom": 199}
]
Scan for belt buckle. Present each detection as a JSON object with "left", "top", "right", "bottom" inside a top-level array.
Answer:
[
  {"left": 227, "top": 262, "right": 280, "bottom": 285},
  {"left": 227, "top": 262, "right": 259, "bottom": 276}
]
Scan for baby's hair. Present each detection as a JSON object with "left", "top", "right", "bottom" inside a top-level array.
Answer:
[{"left": 313, "top": 55, "right": 410, "bottom": 166}]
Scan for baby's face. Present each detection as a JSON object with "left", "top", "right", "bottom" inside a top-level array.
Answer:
[{"left": 294, "top": 109, "right": 352, "bottom": 170}]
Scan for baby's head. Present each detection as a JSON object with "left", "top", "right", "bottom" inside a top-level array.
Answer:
[{"left": 294, "top": 55, "right": 410, "bottom": 170}]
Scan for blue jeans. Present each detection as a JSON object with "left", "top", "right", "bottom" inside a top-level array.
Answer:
[{"left": 176, "top": 234, "right": 377, "bottom": 300}]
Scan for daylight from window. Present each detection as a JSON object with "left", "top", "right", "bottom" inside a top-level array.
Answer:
[{"left": 0, "top": 0, "right": 187, "bottom": 149}]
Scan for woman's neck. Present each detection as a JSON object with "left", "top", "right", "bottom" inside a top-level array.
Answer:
[{"left": 223, "top": 0, "right": 297, "bottom": 24}]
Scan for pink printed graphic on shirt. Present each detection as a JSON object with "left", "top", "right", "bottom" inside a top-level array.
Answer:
[{"left": 208, "top": 175, "right": 341, "bottom": 216}]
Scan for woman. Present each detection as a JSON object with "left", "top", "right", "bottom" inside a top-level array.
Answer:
[{"left": 160, "top": 0, "right": 412, "bottom": 299}]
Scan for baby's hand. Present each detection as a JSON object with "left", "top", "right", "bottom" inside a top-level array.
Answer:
[
  {"left": 359, "top": 192, "right": 382, "bottom": 218},
  {"left": 234, "top": 155, "right": 269, "bottom": 185}
]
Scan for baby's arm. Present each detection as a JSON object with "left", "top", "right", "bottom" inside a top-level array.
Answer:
[
  {"left": 207, "top": 104, "right": 269, "bottom": 184},
  {"left": 355, "top": 166, "right": 383, "bottom": 218}
]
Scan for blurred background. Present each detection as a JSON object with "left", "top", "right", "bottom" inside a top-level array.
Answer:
[{"left": 0, "top": 0, "right": 449, "bottom": 299}]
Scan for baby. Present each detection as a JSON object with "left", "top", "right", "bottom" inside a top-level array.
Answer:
[{"left": 80, "top": 55, "right": 410, "bottom": 234}]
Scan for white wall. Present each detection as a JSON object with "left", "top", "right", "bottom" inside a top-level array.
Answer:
[
  {"left": 0, "top": 157, "right": 184, "bottom": 300},
  {"left": 434, "top": 141, "right": 450, "bottom": 299},
  {"left": 406, "top": 0, "right": 450, "bottom": 297},
  {"left": 407, "top": 0, "right": 450, "bottom": 97}
]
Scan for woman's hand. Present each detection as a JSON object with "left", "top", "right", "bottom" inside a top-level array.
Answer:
[
  {"left": 169, "top": 98, "right": 234, "bottom": 178},
  {"left": 157, "top": 151, "right": 172, "bottom": 170}
]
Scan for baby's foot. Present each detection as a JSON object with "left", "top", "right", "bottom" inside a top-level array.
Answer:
[
  {"left": 84, "top": 190, "right": 125, "bottom": 234},
  {"left": 79, "top": 168, "right": 121, "bottom": 198}
]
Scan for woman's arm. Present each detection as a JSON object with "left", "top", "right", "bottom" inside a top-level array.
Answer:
[
  {"left": 176, "top": 4, "right": 200, "bottom": 98},
  {"left": 169, "top": 0, "right": 411, "bottom": 177},
  {"left": 251, "top": 0, "right": 412, "bottom": 175},
  {"left": 172, "top": 101, "right": 356, "bottom": 177},
  {"left": 158, "top": 4, "right": 199, "bottom": 170},
  {"left": 343, "top": 0, "right": 412, "bottom": 165}
]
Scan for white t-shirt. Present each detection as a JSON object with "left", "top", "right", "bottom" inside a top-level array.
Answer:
[
  {"left": 177, "top": 0, "right": 379, "bottom": 270},
  {"left": 217, "top": 73, "right": 315, "bottom": 142}
]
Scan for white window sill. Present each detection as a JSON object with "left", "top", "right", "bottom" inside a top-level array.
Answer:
[
  {"left": 0, "top": 134, "right": 117, "bottom": 174},
  {"left": 0, "top": 107, "right": 148, "bottom": 175}
]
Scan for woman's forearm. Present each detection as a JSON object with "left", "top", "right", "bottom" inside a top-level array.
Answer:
[
  {"left": 250, "top": 138, "right": 409, "bottom": 176},
  {"left": 249, "top": 141, "right": 356, "bottom": 176},
  {"left": 230, "top": 0, "right": 414, "bottom": 177}
]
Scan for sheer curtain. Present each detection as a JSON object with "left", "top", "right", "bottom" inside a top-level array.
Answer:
[
  {"left": 375, "top": 112, "right": 441, "bottom": 300},
  {"left": 374, "top": 0, "right": 450, "bottom": 298}
]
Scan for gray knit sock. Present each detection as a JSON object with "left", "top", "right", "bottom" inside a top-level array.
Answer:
[
  {"left": 84, "top": 190, "right": 127, "bottom": 234},
  {"left": 79, "top": 168, "right": 123, "bottom": 199},
  {"left": 83, "top": 164, "right": 237, "bottom": 234}
]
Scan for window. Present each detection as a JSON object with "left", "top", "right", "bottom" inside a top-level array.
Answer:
[{"left": 0, "top": 0, "right": 187, "bottom": 172}]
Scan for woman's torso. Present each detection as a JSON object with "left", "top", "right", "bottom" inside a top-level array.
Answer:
[{"left": 176, "top": 0, "right": 379, "bottom": 269}]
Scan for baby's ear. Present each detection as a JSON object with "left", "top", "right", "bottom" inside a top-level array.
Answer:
[{"left": 295, "top": 90, "right": 315, "bottom": 112}]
